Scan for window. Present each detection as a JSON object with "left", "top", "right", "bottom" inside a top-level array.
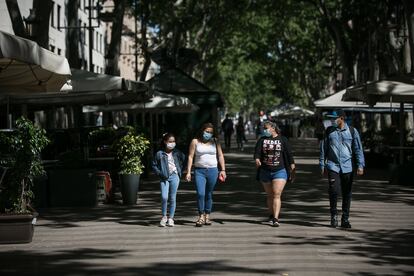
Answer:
[
  {"left": 50, "top": 45, "right": 55, "bottom": 53},
  {"left": 96, "top": 32, "right": 99, "bottom": 51},
  {"left": 57, "top": 48, "right": 61, "bottom": 56},
  {"left": 50, "top": 1, "right": 55, "bottom": 28},
  {"left": 57, "top": 4, "right": 61, "bottom": 30}
]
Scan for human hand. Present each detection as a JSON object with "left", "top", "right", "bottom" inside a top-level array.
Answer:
[
  {"left": 185, "top": 172, "right": 192, "bottom": 182},
  {"left": 219, "top": 170, "right": 226, "bottom": 183},
  {"left": 320, "top": 167, "right": 326, "bottom": 177},
  {"left": 289, "top": 169, "right": 296, "bottom": 183},
  {"left": 255, "top": 159, "right": 261, "bottom": 168},
  {"left": 357, "top": 168, "right": 364, "bottom": 176}
]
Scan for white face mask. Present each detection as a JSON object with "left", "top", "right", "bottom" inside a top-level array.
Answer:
[{"left": 166, "top": 142, "right": 176, "bottom": 150}]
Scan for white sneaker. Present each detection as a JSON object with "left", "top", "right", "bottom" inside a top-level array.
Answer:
[
  {"left": 160, "top": 216, "right": 168, "bottom": 227},
  {"left": 167, "top": 218, "right": 174, "bottom": 227}
]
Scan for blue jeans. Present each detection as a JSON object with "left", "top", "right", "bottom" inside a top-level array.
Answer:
[
  {"left": 194, "top": 167, "right": 219, "bottom": 214},
  {"left": 160, "top": 173, "right": 180, "bottom": 218}
]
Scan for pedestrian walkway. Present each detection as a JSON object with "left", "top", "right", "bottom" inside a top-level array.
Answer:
[{"left": 0, "top": 138, "right": 413, "bottom": 276}]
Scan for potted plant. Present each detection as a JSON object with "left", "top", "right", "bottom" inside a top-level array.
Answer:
[
  {"left": 0, "top": 117, "right": 49, "bottom": 244},
  {"left": 115, "top": 127, "right": 150, "bottom": 205}
]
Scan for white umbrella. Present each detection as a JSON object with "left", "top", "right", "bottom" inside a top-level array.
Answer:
[
  {"left": 342, "top": 75, "right": 414, "bottom": 104},
  {"left": 82, "top": 92, "right": 197, "bottom": 113},
  {"left": 0, "top": 31, "right": 71, "bottom": 93},
  {"left": 315, "top": 89, "right": 413, "bottom": 111}
]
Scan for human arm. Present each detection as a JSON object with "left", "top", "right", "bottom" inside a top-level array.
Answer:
[
  {"left": 185, "top": 139, "right": 196, "bottom": 182},
  {"left": 353, "top": 129, "right": 365, "bottom": 176},
  {"left": 319, "top": 133, "right": 328, "bottom": 176},
  {"left": 216, "top": 141, "right": 226, "bottom": 180},
  {"left": 151, "top": 152, "right": 162, "bottom": 177}
]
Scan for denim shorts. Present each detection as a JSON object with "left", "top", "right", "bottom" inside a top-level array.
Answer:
[{"left": 259, "top": 168, "right": 288, "bottom": 182}]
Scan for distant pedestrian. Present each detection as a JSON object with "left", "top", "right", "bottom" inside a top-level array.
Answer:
[
  {"left": 254, "top": 121, "right": 296, "bottom": 227},
  {"left": 255, "top": 110, "right": 267, "bottom": 139},
  {"left": 319, "top": 109, "right": 365, "bottom": 229},
  {"left": 236, "top": 116, "right": 247, "bottom": 151},
  {"left": 152, "top": 133, "right": 186, "bottom": 227},
  {"left": 185, "top": 123, "right": 226, "bottom": 227},
  {"left": 315, "top": 117, "right": 325, "bottom": 144},
  {"left": 221, "top": 114, "right": 234, "bottom": 150}
]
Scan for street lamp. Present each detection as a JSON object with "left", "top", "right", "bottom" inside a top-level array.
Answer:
[{"left": 23, "top": 9, "right": 38, "bottom": 38}]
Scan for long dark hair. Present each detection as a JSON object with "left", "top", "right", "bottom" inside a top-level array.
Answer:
[
  {"left": 159, "top": 132, "right": 176, "bottom": 149},
  {"left": 195, "top": 122, "right": 218, "bottom": 141}
]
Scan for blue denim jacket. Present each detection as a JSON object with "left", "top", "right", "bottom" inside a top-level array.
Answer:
[
  {"left": 152, "top": 149, "right": 186, "bottom": 181},
  {"left": 319, "top": 124, "right": 365, "bottom": 174}
]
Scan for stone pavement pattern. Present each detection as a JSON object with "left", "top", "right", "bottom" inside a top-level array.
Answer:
[{"left": 0, "top": 138, "right": 413, "bottom": 276}]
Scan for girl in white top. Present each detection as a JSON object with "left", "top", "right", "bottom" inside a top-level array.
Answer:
[{"left": 186, "top": 123, "right": 226, "bottom": 227}]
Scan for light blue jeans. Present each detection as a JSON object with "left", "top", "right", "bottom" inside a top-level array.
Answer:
[
  {"left": 160, "top": 173, "right": 180, "bottom": 218},
  {"left": 194, "top": 167, "right": 219, "bottom": 214}
]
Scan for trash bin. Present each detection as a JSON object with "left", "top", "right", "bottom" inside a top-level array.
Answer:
[{"left": 94, "top": 171, "right": 112, "bottom": 203}]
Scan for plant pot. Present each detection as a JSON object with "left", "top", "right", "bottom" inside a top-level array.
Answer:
[
  {"left": 120, "top": 174, "right": 140, "bottom": 205},
  {"left": 0, "top": 212, "right": 38, "bottom": 244}
]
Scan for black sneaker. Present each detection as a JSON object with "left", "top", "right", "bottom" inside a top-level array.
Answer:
[
  {"left": 267, "top": 215, "right": 273, "bottom": 223},
  {"left": 272, "top": 218, "right": 280, "bottom": 227},
  {"left": 330, "top": 216, "right": 338, "bottom": 228},
  {"left": 341, "top": 220, "right": 352, "bottom": 229}
]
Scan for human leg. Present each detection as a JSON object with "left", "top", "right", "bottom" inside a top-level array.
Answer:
[
  {"left": 340, "top": 172, "right": 353, "bottom": 228},
  {"left": 327, "top": 170, "right": 340, "bottom": 227},
  {"left": 194, "top": 169, "right": 207, "bottom": 214},
  {"left": 168, "top": 174, "right": 180, "bottom": 219},
  {"left": 260, "top": 168, "right": 274, "bottom": 217},
  {"left": 204, "top": 168, "right": 219, "bottom": 215},
  {"left": 272, "top": 179, "right": 287, "bottom": 220},
  {"left": 160, "top": 180, "right": 170, "bottom": 217}
]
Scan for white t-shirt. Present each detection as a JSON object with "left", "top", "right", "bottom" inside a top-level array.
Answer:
[
  {"left": 167, "top": 152, "right": 177, "bottom": 174},
  {"left": 194, "top": 142, "right": 217, "bottom": 168}
]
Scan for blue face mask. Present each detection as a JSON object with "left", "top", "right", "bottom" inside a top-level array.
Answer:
[
  {"left": 263, "top": 129, "right": 272, "bottom": 137},
  {"left": 203, "top": 131, "right": 213, "bottom": 141}
]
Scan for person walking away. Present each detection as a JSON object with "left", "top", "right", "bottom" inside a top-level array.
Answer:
[
  {"left": 315, "top": 117, "right": 325, "bottom": 145},
  {"left": 254, "top": 121, "right": 296, "bottom": 227},
  {"left": 186, "top": 123, "right": 226, "bottom": 227},
  {"left": 255, "top": 110, "right": 267, "bottom": 139},
  {"left": 152, "top": 133, "right": 186, "bottom": 227},
  {"left": 221, "top": 114, "right": 234, "bottom": 150},
  {"left": 236, "top": 116, "right": 247, "bottom": 151},
  {"left": 319, "top": 109, "right": 365, "bottom": 229}
]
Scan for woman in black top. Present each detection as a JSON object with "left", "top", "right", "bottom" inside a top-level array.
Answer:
[{"left": 254, "top": 121, "right": 295, "bottom": 227}]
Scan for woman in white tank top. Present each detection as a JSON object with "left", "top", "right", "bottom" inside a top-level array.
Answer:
[{"left": 185, "top": 123, "right": 226, "bottom": 227}]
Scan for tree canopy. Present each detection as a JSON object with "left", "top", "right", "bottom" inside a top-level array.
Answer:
[{"left": 137, "top": 0, "right": 413, "bottom": 113}]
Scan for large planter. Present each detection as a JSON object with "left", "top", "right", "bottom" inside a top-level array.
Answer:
[
  {"left": 120, "top": 174, "right": 140, "bottom": 205},
  {"left": 0, "top": 212, "right": 38, "bottom": 244}
]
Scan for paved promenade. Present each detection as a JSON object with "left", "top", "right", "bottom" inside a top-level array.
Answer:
[{"left": 1, "top": 138, "right": 413, "bottom": 275}]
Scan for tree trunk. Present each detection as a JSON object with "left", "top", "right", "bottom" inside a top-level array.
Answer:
[
  {"left": 5, "top": 0, "right": 27, "bottom": 38},
  {"left": 32, "top": 0, "right": 53, "bottom": 49},
  {"left": 105, "top": 0, "right": 127, "bottom": 76},
  {"left": 66, "top": 0, "right": 81, "bottom": 69},
  {"left": 403, "top": 0, "right": 414, "bottom": 72},
  {"left": 139, "top": 0, "right": 151, "bottom": 81}
]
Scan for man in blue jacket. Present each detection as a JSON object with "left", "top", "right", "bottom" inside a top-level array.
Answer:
[{"left": 319, "top": 109, "right": 365, "bottom": 229}]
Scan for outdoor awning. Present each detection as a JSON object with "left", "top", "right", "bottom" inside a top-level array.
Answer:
[
  {"left": 270, "top": 103, "right": 314, "bottom": 119},
  {"left": 82, "top": 92, "right": 198, "bottom": 113},
  {"left": 0, "top": 69, "right": 149, "bottom": 107},
  {"left": 342, "top": 74, "right": 414, "bottom": 105},
  {"left": 315, "top": 89, "right": 413, "bottom": 112},
  {"left": 147, "top": 68, "right": 224, "bottom": 107},
  {"left": 0, "top": 30, "right": 71, "bottom": 93}
]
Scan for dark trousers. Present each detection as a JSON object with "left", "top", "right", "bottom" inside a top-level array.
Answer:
[
  {"left": 224, "top": 132, "right": 232, "bottom": 148},
  {"left": 327, "top": 170, "right": 353, "bottom": 220}
]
